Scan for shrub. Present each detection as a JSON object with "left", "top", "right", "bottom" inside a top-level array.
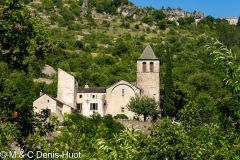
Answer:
[{"left": 114, "top": 114, "right": 128, "bottom": 119}]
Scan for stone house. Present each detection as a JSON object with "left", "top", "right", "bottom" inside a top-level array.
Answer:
[
  {"left": 220, "top": 17, "right": 238, "bottom": 25},
  {"left": 33, "top": 44, "right": 160, "bottom": 120}
]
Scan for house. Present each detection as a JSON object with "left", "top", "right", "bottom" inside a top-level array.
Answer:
[
  {"left": 33, "top": 44, "right": 160, "bottom": 120},
  {"left": 220, "top": 17, "right": 238, "bottom": 25},
  {"left": 33, "top": 93, "right": 72, "bottom": 122}
]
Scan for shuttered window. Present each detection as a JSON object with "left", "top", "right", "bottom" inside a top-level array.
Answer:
[
  {"left": 76, "top": 103, "right": 82, "bottom": 110},
  {"left": 90, "top": 103, "right": 98, "bottom": 110}
]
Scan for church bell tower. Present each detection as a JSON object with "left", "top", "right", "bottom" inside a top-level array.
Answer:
[{"left": 137, "top": 44, "right": 160, "bottom": 102}]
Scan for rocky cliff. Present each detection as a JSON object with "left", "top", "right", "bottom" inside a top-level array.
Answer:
[{"left": 163, "top": 9, "right": 204, "bottom": 19}]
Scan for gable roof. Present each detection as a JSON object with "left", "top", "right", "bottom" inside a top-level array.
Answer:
[
  {"left": 34, "top": 93, "right": 64, "bottom": 104},
  {"left": 106, "top": 79, "right": 141, "bottom": 90},
  {"left": 138, "top": 44, "right": 159, "bottom": 60},
  {"left": 78, "top": 87, "right": 107, "bottom": 93}
]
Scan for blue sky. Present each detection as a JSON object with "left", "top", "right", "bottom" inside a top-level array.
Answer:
[{"left": 129, "top": 0, "right": 240, "bottom": 18}]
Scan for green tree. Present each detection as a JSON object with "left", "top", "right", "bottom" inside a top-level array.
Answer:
[
  {"left": 163, "top": 48, "right": 175, "bottom": 116},
  {"left": 0, "top": 0, "right": 52, "bottom": 70},
  {"left": 237, "top": 16, "right": 240, "bottom": 26},
  {"left": 206, "top": 40, "right": 240, "bottom": 94},
  {"left": 127, "top": 95, "right": 159, "bottom": 122},
  {"left": 152, "top": 10, "right": 166, "bottom": 21}
]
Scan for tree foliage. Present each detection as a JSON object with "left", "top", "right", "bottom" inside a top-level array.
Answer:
[
  {"left": 0, "top": 0, "right": 53, "bottom": 70},
  {"left": 127, "top": 95, "right": 159, "bottom": 121},
  {"left": 163, "top": 48, "right": 175, "bottom": 116},
  {"left": 206, "top": 40, "right": 240, "bottom": 94}
]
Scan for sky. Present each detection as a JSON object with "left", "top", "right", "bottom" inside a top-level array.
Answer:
[{"left": 129, "top": 0, "right": 240, "bottom": 18}]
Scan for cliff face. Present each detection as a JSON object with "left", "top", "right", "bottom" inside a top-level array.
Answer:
[
  {"left": 163, "top": 9, "right": 204, "bottom": 19},
  {"left": 118, "top": 4, "right": 204, "bottom": 20}
]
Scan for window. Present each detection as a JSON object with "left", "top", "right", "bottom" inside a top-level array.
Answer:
[
  {"left": 92, "top": 95, "right": 95, "bottom": 98},
  {"left": 150, "top": 62, "right": 154, "bottom": 72},
  {"left": 143, "top": 62, "right": 146, "bottom": 72},
  {"left": 90, "top": 103, "right": 98, "bottom": 110},
  {"left": 122, "top": 89, "right": 124, "bottom": 96},
  {"left": 79, "top": 95, "right": 82, "bottom": 98},
  {"left": 47, "top": 99, "right": 49, "bottom": 102},
  {"left": 121, "top": 107, "right": 124, "bottom": 112},
  {"left": 76, "top": 103, "right": 82, "bottom": 110}
]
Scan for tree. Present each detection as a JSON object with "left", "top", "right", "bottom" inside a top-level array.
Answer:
[
  {"left": 152, "top": 10, "right": 166, "bottom": 21},
  {"left": 237, "top": 16, "right": 240, "bottom": 26},
  {"left": 206, "top": 40, "right": 240, "bottom": 94},
  {"left": 163, "top": 48, "right": 175, "bottom": 117},
  {"left": 0, "top": 0, "right": 54, "bottom": 145},
  {"left": 127, "top": 95, "right": 159, "bottom": 122},
  {"left": 0, "top": 0, "right": 53, "bottom": 70}
]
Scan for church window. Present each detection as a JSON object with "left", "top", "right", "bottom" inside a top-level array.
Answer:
[
  {"left": 79, "top": 95, "right": 82, "bottom": 98},
  {"left": 92, "top": 95, "right": 95, "bottom": 98},
  {"left": 150, "top": 62, "right": 154, "bottom": 72},
  {"left": 76, "top": 103, "right": 82, "bottom": 110},
  {"left": 90, "top": 103, "right": 98, "bottom": 110},
  {"left": 121, "top": 107, "right": 124, "bottom": 112},
  {"left": 122, "top": 89, "right": 124, "bottom": 96},
  {"left": 143, "top": 62, "right": 146, "bottom": 72}
]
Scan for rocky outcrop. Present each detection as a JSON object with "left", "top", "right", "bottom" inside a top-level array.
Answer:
[
  {"left": 82, "top": 0, "right": 88, "bottom": 8},
  {"left": 163, "top": 9, "right": 204, "bottom": 19},
  {"left": 192, "top": 11, "right": 204, "bottom": 19},
  {"left": 42, "top": 64, "right": 56, "bottom": 76},
  {"left": 164, "top": 9, "right": 185, "bottom": 18},
  {"left": 127, "top": 9, "right": 137, "bottom": 17}
]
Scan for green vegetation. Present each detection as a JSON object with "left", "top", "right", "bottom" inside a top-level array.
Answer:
[
  {"left": 1, "top": 0, "right": 240, "bottom": 159},
  {"left": 127, "top": 95, "right": 159, "bottom": 121}
]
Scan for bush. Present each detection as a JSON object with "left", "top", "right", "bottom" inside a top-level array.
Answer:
[{"left": 114, "top": 114, "right": 128, "bottom": 119}]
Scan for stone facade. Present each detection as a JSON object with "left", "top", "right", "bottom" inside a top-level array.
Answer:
[
  {"left": 57, "top": 68, "right": 78, "bottom": 108},
  {"left": 137, "top": 45, "right": 160, "bottom": 102},
  {"left": 105, "top": 80, "right": 141, "bottom": 118},
  {"left": 33, "top": 45, "right": 160, "bottom": 120},
  {"left": 220, "top": 17, "right": 238, "bottom": 25}
]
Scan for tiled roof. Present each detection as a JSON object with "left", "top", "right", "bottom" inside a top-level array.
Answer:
[
  {"left": 138, "top": 44, "right": 158, "bottom": 60},
  {"left": 78, "top": 87, "right": 107, "bottom": 93}
]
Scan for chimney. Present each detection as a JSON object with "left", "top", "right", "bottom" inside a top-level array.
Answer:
[
  {"left": 40, "top": 90, "right": 43, "bottom": 97},
  {"left": 84, "top": 84, "right": 89, "bottom": 88}
]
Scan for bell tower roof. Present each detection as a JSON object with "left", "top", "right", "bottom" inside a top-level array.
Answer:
[{"left": 137, "top": 44, "right": 158, "bottom": 60}]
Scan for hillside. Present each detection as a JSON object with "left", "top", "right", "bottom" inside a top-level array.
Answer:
[
  {"left": 20, "top": 0, "right": 240, "bottom": 107},
  {"left": 2, "top": 0, "right": 240, "bottom": 159}
]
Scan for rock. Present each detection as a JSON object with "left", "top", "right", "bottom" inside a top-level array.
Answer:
[
  {"left": 163, "top": 9, "right": 204, "bottom": 19},
  {"left": 127, "top": 9, "right": 137, "bottom": 17},
  {"left": 82, "top": 0, "right": 88, "bottom": 8},
  {"left": 33, "top": 78, "right": 53, "bottom": 84},
  {"left": 42, "top": 64, "right": 56, "bottom": 76},
  {"left": 192, "top": 11, "right": 204, "bottom": 19},
  {"left": 164, "top": 9, "right": 185, "bottom": 18}
]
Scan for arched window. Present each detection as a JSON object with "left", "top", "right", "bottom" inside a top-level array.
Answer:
[
  {"left": 143, "top": 62, "right": 146, "bottom": 72},
  {"left": 150, "top": 62, "right": 154, "bottom": 72}
]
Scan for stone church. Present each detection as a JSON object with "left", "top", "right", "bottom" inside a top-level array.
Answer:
[{"left": 33, "top": 44, "right": 160, "bottom": 122}]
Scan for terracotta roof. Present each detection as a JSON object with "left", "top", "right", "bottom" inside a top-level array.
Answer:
[
  {"left": 78, "top": 87, "right": 107, "bottom": 93},
  {"left": 138, "top": 44, "right": 159, "bottom": 60}
]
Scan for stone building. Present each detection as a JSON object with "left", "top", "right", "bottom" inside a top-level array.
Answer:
[
  {"left": 220, "top": 17, "right": 238, "bottom": 25},
  {"left": 33, "top": 44, "right": 160, "bottom": 121}
]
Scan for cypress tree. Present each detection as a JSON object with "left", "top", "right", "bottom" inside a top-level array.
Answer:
[{"left": 163, "top": 47, "right": 175, "bottom": 117}]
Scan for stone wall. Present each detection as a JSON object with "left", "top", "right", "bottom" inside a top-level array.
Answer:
[
  {"left": 118, "top": 120, "right": 152, "bottom": 134},
  {"left": 137, "top": 60, "right": 160, "bottom": 102}
]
